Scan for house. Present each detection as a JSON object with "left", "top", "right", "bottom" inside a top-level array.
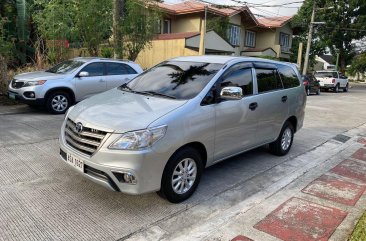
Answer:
[
  {"left": 135, "top": 0, "right": 294, "bottom": 69},
  {"left": 313, "top": 55, "right": 336, "bottom": 71}
]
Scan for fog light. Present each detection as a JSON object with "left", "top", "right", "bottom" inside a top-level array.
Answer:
[
  {"left": 24, "top": 91, "right": 35, "bottom": 98},
  {"left": 123, "top": 173, "right": 137, "bottom": 184},
  {"left": 112, "top": 171, "right": 137, "bottom": 184}
]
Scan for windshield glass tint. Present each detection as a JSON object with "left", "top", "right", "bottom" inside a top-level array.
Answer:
[
  {"left": 46, "top": 60, "right": 84, "bottom": 74},
  {"left": 126, "top": 61, "right": 223, "bottom": 100},
  {"left": 315, "top": 72, "right": 337, "bottom": 78}
]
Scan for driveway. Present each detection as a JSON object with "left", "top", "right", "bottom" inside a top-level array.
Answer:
[{"left": 0, "top": 83, "right": 366, "bottom": 241}]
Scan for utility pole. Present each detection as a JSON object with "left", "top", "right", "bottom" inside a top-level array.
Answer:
[
  {"left": 113, "top": 0, "right": 124, "bottom": 59},
  {"left": 302, "top": 2, "right": 316, "bottom": 75},
  {"left": 297, "top": 42, "right": 303, "bottom": 71}
]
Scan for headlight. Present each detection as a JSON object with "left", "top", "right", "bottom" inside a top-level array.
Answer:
[
  {"left": 23, "top": 80, "right": 47, "bottom": 87},
  {"left": 109, "top": 125, "right": 167, "bottom": 150},
  {"left": 64, "top": 105, "right": 74, "bottom": 120}
]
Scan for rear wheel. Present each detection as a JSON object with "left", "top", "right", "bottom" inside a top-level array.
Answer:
[
  {"left": 269, "top": 121, "right": 294, "bottom": 156},
  {"left": 46, "top": 91, "right": 71, "bottom": 114},
  {"left": 306, "top": 88, "right": 310, "bottom": 96},
  {"left": 343, "top": 83, "right": 349, "bottom": 92},
  {"left": 316, "top": 89, "right": 320, "bottom": 95},
  {"left": 158, "top": 147, "right": 203, "bottom": 203},
  {"left": 333, "top": 84, "right": 339, "bottom": 93}
]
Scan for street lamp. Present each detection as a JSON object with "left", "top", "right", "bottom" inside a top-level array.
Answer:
[{"left": 302, "top": 5, "right": 334, "bottom": 75}]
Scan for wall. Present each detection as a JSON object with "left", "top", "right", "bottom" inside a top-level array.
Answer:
[
  {"left": 170, "top": 14, "right": 202, "bottom": 33},
  {"left": 135, "top": 39, "right": 198, "bottom": 69},
  {"left": 255, "top": 30, "right": 276, "bottom": 51}
]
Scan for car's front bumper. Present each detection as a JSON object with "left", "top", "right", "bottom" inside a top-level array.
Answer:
[
  {"left": 8, "top": 84, "right": 45, "bottom": 106},
  {"left": 58, "top": 122, "right": 169, "bottom": 195}
]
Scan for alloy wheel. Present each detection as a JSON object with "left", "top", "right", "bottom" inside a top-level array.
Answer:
[
  {"left": 171, "top": 158, "right": 197, "bottom": 195},
  {"left": 51, "top": 95, "right": 68, "bottom": 112},
  {"left": 281, "top": 127, "right": 292, "bottom": 151}
]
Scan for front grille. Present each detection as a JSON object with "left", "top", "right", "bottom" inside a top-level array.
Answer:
[
  {"left": 11, "top": 80, "right": 24, "bottom": 89},
  {"left": 64, "top": 118, "right": 107, "bottom": 156}
]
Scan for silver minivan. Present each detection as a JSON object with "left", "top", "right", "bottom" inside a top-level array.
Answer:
[{"left": 59, "top": 56, "right": 306, "bottom": 203}]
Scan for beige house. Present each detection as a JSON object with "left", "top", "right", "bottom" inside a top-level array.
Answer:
[{"left": 136, "top": 0, "right": 294, "bottom": 69}]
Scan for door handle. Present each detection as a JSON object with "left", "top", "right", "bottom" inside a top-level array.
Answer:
[
  {"left": 249, "top": 102, "right": 258, "bottom": 111},
  {"left": 281, "top": 96, "right": 288, "bottom": 102}
]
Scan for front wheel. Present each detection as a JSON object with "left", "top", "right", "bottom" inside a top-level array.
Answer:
[
  {"left": 158, "top": 147, "right": 203, "bottom": 203},
  {"left": 269, "top": 121, "right": 294, "bottom": 156},
  {"left": 46, "top": 92, "right": 71, "bottom": 114}
]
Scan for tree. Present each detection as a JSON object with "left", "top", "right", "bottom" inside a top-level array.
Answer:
[
  {"left": 0, "top": 16, "right": 13, "bottom": 94},
  {"left": 206, "top": 15, "right": 230, "bottom": 41},
  {"left": 120, "top": 0, "right": 161, "bottom": 61},
  {"left": 292, "top": 0, "right": 366, "bottom": 72},
  {"left": 348, "top": 53, "right": 366, "bottom": 76},
  {"left": 33, "top": 0, "right": 112, "bottom": 57}
]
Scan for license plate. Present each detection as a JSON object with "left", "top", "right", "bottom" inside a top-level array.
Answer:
[
  {"left": 66, "top": 153, "right": 84, "bottom": 172},
  {"left": 8, "top": 93, "right": 16, "bottom": 100}
]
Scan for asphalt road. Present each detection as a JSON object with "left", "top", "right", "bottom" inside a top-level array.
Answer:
[{"left": 0, "top": 83, "right": 365, "bottom": 241}]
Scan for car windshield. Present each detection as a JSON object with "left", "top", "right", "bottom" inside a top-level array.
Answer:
[
  {"left": 46, "top": 60, "right": 84, "bottom": 74},
  {"left": 121, "top": 61, "right": 223, "bottom": 100},
  {"left": 315, "top": 72, "right": 337, "bottom": 78}
]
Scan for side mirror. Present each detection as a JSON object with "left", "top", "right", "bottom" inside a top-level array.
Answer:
[
  {"left": 78, "top": 71, "right": 89, "bottom": 77},
  {"left": 220, "top": 87, "right": 243, "bottom": 100}
]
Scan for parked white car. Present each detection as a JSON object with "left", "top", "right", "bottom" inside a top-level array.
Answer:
[
  {"left": 8, "top": 57, "right": 143, "bottom": 114},
  {"left": 314, "top": 71, "right": 349, "bottom": 92}
]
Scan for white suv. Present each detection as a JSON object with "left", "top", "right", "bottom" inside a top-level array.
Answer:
[
  {"left": 314, "top": 70, "right": 349, "bottom": 93},
  {"left": 8, "top": 57, "right": 143, "bottom": 114}
]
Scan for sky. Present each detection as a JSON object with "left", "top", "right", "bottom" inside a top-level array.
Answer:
[{"left": 164, "top": 0, "right": 304, "bottom": 18}]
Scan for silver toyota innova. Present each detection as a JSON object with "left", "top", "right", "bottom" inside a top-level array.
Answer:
[{"left": 59, "top": 56, "right": 306, "bottom": 203}]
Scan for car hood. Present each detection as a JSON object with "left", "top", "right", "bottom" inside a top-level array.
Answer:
[
  {"left": 68, "top": 88, "right": 187, "bottom": 133},
  {"left": 14, "top": 71, "right": 66, "bottom": 81}
]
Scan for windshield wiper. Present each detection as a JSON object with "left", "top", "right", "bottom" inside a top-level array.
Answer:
[
  {"left": 140, "top": 91, "right": 177, "bottom": 99},
  {"left": 120, "top": 83, "right": 133, "bottom": 92}
]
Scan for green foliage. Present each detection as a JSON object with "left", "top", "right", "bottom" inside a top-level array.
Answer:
[
  {"left": 206, "top": 16, "right": 230, "bottom": 41},
  {"left": 100, "top": 46, "right": 114, "bottom": 58},
  {"left": 0, "top": 17, "right": 12, "bottom": 59},
  {"left": 348, "top": 53, "right": 366, "bottom": 76},
  {"left": 292, "top": 0, "right": 366, "bottom": 71},
  {"left": 120, "top": 0, "right": 161, "bottom": 61},
  {"left": 349, "top": 211, "right": 366, "bottom": 241},
  {"left": 33, "top": 0, "right": 112, "bottom": 57}
]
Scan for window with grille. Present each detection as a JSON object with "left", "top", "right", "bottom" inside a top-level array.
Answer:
[
  {"left": 227, "top": 25, "right": 241, "bottom": 46},
  {"left": 280, "top": 33, "right": 290, "bottom": 52},
  {"left": 245, "top": 30, "right": 256, "bottom": 47}
]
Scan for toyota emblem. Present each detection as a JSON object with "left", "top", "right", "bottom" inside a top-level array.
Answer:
[{"left": 75, "top": 122, "right": 83, "bottom": 133}]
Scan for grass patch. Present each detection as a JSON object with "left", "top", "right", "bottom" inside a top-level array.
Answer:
[{"left": 349, "top": 211, "right": 366, "bottom": 241}]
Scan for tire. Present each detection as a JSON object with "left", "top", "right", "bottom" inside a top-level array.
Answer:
[
  {"left": 158, "top": 147, "right": 203, "bottom": 203},
  {"left": 269, "top": 121, "right": 294, "bottom": 156},
  {"left": 306, "top": 88, "right": 310, "bottom": 96},
  {"left": 343, "top": 83, "right": 349, "bottom": 92},
  {"left": 316, "top": 89, "right": 320, "bottom": 95},
  {"left": 46, "top": 91, "right": 71, "bottom": 114},
  {"left": 333, "top": 84, "right": 339, "bottom": 93}
]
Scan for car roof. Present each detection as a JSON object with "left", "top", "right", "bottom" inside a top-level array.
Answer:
[
  {"left": 169, "top": 55, "right": 298, "bottom": 68},
  {"left": 72, "top": 57, "right": 133, "bottom": 63}
]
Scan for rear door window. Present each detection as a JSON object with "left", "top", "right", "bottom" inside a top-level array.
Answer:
[
  {"left": 106, "top": 63, "right": 137, "bottom": 75},
  {"left": 255, "top": 68, "right": 283, "bottom": 93},
  {"left": 277, "top": 64, "right": 300, "bottom": 88}
]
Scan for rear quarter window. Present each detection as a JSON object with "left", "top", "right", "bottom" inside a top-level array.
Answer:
[{"left": 277, "top": 65, "right": 300, "bottom": 89}]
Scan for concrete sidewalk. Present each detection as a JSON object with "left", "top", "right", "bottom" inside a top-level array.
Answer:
[{"left": 125, "top": 124, "right": 366, "bottom": 241}]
